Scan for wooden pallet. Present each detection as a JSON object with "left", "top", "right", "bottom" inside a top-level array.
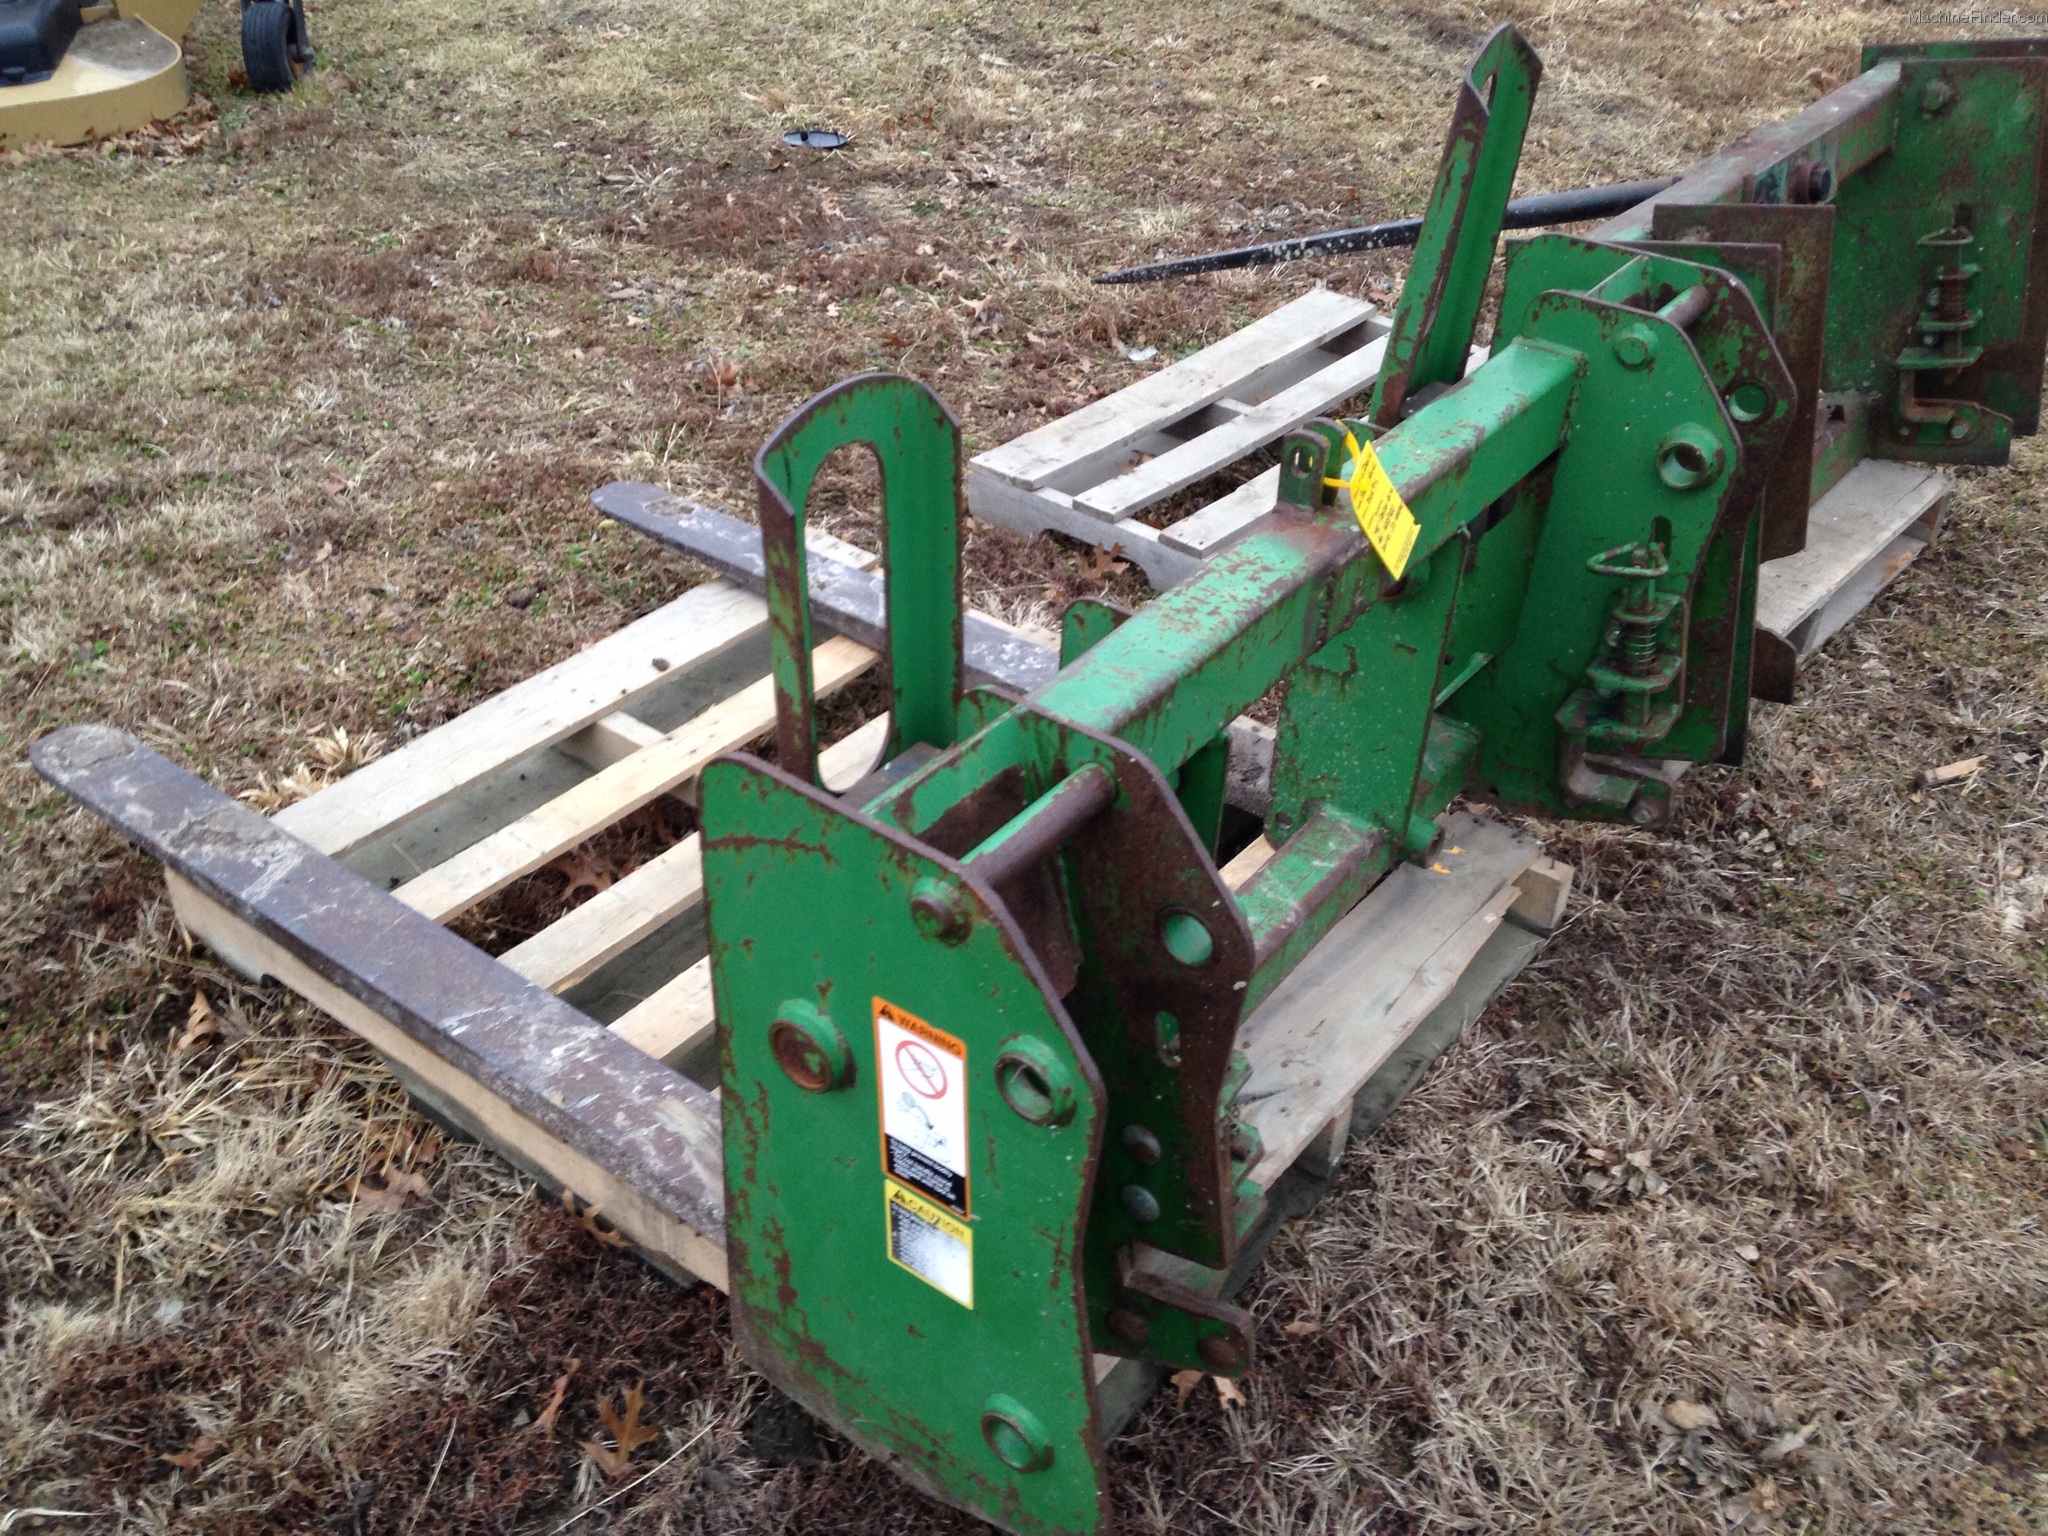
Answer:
[
  {"left": 50, "top": 553, "right": 1573, "bottom": 1367},
  {"left": 968, "top": 288, "right": 1396, "bottom": 587},
  {"left": 1751, "top": 458, "right": 1951, "bottom": 701},
  {"left": 971, "top": 299, "right": 1952, "bottom": 697}
]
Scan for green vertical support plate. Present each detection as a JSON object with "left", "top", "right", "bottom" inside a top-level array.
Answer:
[{"left": 704, "top": 754, "right": 1111, "bottom": 1535}]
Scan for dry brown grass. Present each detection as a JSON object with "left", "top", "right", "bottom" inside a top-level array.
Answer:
[{"left": 3, "top": 0, "right": 2046, "bottom": 1531}]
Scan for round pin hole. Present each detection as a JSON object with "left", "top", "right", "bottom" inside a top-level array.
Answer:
[
  {"left": 1726, "top": 379, "right": 1773, "bottom": 423},
  {"left": 1656, "top": 424, "right": 1725, "bottom": 491},
  {"left": 1160, "top": 909, "right": 1215, "bottom": 967},
  {"left": 768, "top": 1002, "right": 851, "bottom": 1093},
  {"left": 981, "top": 1394, "right": 1054, "bottom": 1473},
  {"left": 994, "top": 1037, "right": 1077, "bottom": 1127}
]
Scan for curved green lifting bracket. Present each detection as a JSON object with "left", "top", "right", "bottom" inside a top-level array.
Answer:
[
  {"left": 1370, "top": 23, "right": 1543, "bottom": 428},
  {"left": 754, "top": 373, "right": 966, "bottom": 782}
]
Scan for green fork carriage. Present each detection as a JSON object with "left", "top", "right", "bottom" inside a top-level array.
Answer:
[{"left": 34, "top": 28, "right": 2048, "bottom": 1535}]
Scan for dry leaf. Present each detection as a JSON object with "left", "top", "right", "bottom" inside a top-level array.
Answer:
[
  {"left": 1213, "top": 1375, "right": 1246, "bottom": 1409},
  {"left": 1723, "top": 1382, "right": 1776, "bottom": 1433},
  {"left": 1761, "top": 1422, "right": 1818, "bottom": 1462},
  {"left": 1170, "top": 1367, "right": 1204, "bottom": 1407},
  {"left": 1282, "top": 1318, "right": 1322, "bottom": 1337},
  {"left": 582, "top": 1383, "right": 660, "bottom": 1478},
  {"left": 351, "top": 1165, "right": 430, "bottom": 1215},
  {"left": 551, "top": 848, "right": 618, "bottom": 902},
  {"left": 174, "top": 992, "right": 219, "bottom": 1055},
  {"left": 161, "top": 1433, "right": 224, "bottom": 1470},
  {"left": 1663, "top": 1398, "right": 1720, "bottom": 1432},
  {"left": 1080, "top": 542, "right": 1129, "bottom": 579},
  {"left": 1430, "top": 862, "right": 1451, "bottom": 874},
  {"left": 532, "top": 1358, "right": 579, "bottom": 1435},
  {"left": 322, "top": 467, "right": 349, "bottom": 497},
  {"left": 562, "top": 1188, "right": 631, "bottom": 1247},
  {"left": 1735, "top": 1242, "right": 1762, "bottom": 1263},
  {"left": 1307, "top": 74, "right": 1332, "bottom": 90}
]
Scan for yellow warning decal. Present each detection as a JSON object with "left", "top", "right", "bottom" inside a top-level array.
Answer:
[
  {"left": 884, "top": 1181, "right": 974, "bottom": 1308},
  {"left": 1325, "top": 427, "right": 1421, "bottom": 580}
]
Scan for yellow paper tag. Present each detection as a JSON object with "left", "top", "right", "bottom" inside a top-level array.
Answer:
[{"left": 1327, "top": 429, "right": 1420, "bottom": 579}]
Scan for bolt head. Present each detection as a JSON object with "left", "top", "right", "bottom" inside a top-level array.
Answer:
[
  {"left": 1120, "top": 1184, "right": 1162, "bottom": 1224},
  {"left": 1106, "top": 1307, "right": 1150, "bottom": 1345},
  {"left": 1198, "top": 1334, "right": 1247, "bottom": 1373},
  {"left": 1949, "top": 417, "right": 1972, "bottom": 441},
  {"left": 909, "top": 876, "right": 973, "bottom": 945},
  {"left": 1613, "top": 324, "right": 1657, "bottom": 369}
]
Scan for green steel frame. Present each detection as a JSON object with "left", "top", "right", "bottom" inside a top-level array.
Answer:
[{"left": 695, "top": 29, "right": 2048, "bottom": 1532}]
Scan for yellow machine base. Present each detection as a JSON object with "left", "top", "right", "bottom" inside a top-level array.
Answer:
[{"left": 0, "top": 17, "right": 188, "bottom": 149}]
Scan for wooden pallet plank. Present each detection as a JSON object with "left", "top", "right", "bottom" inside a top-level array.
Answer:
[
  {"left": 278, "top": 532, "right": 883, "bottom": 863},
  {"left": 1754, "top": 459, "right": 1949, "bottom": 637},
  {"left": 562, "top": 712, "right": 668, "bottom": 771},
  {"left": 968, "top": 473, "right": 1203, "bottom": 588},
  {"left": 972, "top": 289, "right": 1377, "bottom": 492},
  {"left": 1236, "top": 812, "right": 1539, "bottom": 1181},
  {"left": 613, "top": 958, "right": 713, "bottom": 1066},
  {"left": 500, "top": 716, "right": 892, "bottom": 996},
  {"left": 1798, "top": 528, "right": 1931, "bottom": 657},
  {"left": 274, "top": 580, "right": 770, "bottom": 860},
  {"left": 1158, "top": 468, "right": 1284, "bottom": 557},
  {"left": 391, "top": 635, "right": 878, "bottom": 924},
  {"left": 1074, "top": 337, "right": 1392, "bottom": 520},
  {"left": 169, "top": 874, "right": 729, "bottom": 1288}
]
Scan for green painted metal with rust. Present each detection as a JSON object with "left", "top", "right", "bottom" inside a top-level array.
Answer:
[{"left": 701, "top": 30, "right": 2048, "bottom": 1535}]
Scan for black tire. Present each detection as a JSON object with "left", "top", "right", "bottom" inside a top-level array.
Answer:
[{"left": 242, "top": 2, "right": 298, "bottom": 94}]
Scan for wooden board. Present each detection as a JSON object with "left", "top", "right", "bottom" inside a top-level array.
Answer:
[
  {"left": 1755, "top": 458, "right": 1949, "bottom": 641},
  {"left": 974, "top": 288, "right": 1382, "bottom": 492},
  {"left": 969, "top": 309, "right": 1487, "bottom": 588},
  {"left": 968, "top": 289, "right": 1394, "bottom": 587},
  {"left": 1236, "top": 812, "right": 1541, "bottom": 1182},
  {"left": 1751, "top": 458, "right": 1950, "bottom": 701}
]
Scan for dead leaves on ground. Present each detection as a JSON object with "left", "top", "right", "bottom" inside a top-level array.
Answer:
[
  {"left": 350, "top": 1165, "right": 430, "bottom": 1215},
  {"left": 1578, "top": 1144, "right": 1669, "bottom": 1200},
  {"left": 1662, "top": 1398, "right": 1720, "bottom": 1433},
  {"left": 239, "top": 725, "right": 386, "bottom": 812},
  {"left": 1079, "top": 542, "right": 1129, "bottom": 580},
  {"left": 173, "top": 992, "right": 219, "bottom": 1056},
  {"left": 530, "top": 1358, "right": 579, "bottom": 1436},
  {"left": 0, "top": 98, "right": 216, "bottom": 166},
  {"left": 1171, "top": 1368, "right": 1246, "bottom": 1410},
  {"left": 582, "top": 1383, "right": 661, "bottom": 1478},
  {"left": 561, "top": 1188, "right": 632, "bottom": 1249},
  {"left": 348, "top": 1130, "right": 443, "bottom": 1215}
]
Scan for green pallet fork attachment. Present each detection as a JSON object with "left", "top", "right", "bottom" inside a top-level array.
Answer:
[{"left": 688, "top": 29, "right": 2048, "bottom": 1531}]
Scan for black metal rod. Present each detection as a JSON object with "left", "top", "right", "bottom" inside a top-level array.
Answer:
[{"left": 1092, "top": 176, "right": 1679, "bottom": 285}]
